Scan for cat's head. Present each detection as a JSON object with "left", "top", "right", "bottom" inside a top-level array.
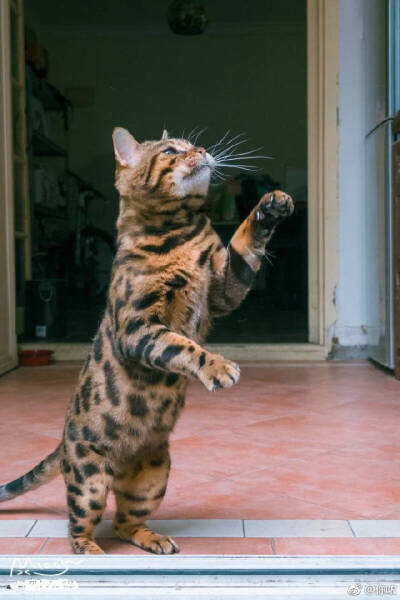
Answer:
[{"left": 112, "top": 127, "right": 215, "bottom": 201}]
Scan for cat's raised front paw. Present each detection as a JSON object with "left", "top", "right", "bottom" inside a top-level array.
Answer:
[
  {"left": 254, "top": 190, "right": 294, "bottom": 233},
  {"left": 198, "top": 354, "right": 240, "bottom": 392}
]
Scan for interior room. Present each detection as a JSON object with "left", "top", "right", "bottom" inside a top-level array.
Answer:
[{"left": 16, "top": 0, "right": 308, "bottom": 345}]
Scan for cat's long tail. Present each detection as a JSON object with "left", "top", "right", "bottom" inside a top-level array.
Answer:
[{"left": 0, "top": 444, "right": 62, "bottom": 502}]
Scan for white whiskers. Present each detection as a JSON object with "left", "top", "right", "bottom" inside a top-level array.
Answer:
[{"left": 207, "top": 132, "right": 273, "bottom": 179}]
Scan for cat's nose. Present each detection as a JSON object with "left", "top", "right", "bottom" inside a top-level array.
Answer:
[{"left": 196, "top": 147, "right": 206, "bottom": 156}]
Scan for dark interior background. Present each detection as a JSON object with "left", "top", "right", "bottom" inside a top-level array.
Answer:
[{"left": 21, "top": 0, "right": 308, "bottom": 344}]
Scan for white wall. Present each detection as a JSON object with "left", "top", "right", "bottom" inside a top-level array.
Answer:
[{"left": 335, "top": 0, "right": 368, "bottom": 352}]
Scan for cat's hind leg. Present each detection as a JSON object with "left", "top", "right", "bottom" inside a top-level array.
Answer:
[
  {"left": 112, "top": 446, "right": 178, "bottom": 554},
  {"left": 63, "top": 453, "right": 111, "bottom": 554}
]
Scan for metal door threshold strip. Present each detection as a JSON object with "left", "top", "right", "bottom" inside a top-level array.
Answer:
[{"left": 1, "top": 556, "right": 400, "bottom": 599}]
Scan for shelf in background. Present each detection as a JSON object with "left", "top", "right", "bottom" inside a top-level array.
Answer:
[{"left": 32, "top": 131, "right": 66, "bottom": 157}]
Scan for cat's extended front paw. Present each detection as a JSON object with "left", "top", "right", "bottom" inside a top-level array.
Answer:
[
  {"left": 197, "top": 354, "right": 240, "bottom": 392},
  {"left": 253, "top": 190, "right": 294, "bottom": 235}
]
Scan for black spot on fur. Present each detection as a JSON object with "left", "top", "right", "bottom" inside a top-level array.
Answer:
[
  {"left": 228, "top": 244, "right": 256, "bottom": 287},
  {"left": 68, "top": 495, "right": 87, "bottom": 518},
  {"left": 81, "top": 376, "right": 92, "bottom": 412},
  {"left": 67, "top": 484, "right": 83, "bottom": 496},
  {"left": 105, "top": 464, "right": 114, "bottom": 476},
  {"left": 82, "top": 463, "right": 100, "bottom": 478},
  {"left": 199, "top": 352, "right": 206, "bottom": 368},
  {"left": 125, "top": 278, "right": 133, "bottom": 300},
  {"left": 157, "top": 398, "right": 172, "bottom": 413},
  {"left": 90, "top": 444, "right": 105, "bottom": 456},
  {"left": 165, "top": 373, "right": 179, "bottom": 386},
  {"left": 126, "top": 317, "right": 145, "bottom": 336},
  {"left": 115, "top": 512, "right": 127, "bottom": 524},
  {"left": 165, "top": 274, "right": 187, "bottom": 289},
  {"left": 160, "top": 345, "right": 184, "bottom": 363},
  {"left": 143, "top": 342, "right": 155, "bottom": 365},
  {"left": 114, "top": 297, "right": 125, "bottom": 328},
  {"left": 73, "top": 466, "right": 84, "bottom": 484},
  {"left": 104, "top": 360, "right": 120, "bottom": 406},
  {"left": 165, "top": 289, "right": 175, "bottom": 303},
  {"left": 66, "top": 420, "right": 79, "bottom": 442},
  {"left": 198, "top": 243, "right": 213, "bottom": 266},
  {"left": 61, "top": 460, "right": 71, "bottom": 474},
  {"left": 89, "top": 500, "right": 102, "bottom": 511},
  {"left": 102, "top": 413, "right": 121, "bottom": 440},
  {"left": 129, "top": 508, "right": 150, "bottom": 517},
  {"left": 132, "top": 334, "right": 152, "bottom": 359},
  {"left": 71, "top": 525, "right": 85, "bottom": 535},
  {"left": 94, "top": 392, "right": 101, "bottom": 405},
  {"left": 133, "top": 290, "right": 160, "bottom": 311},
  {"left": 82, "top": 426, "right": 100, "bottom": 443},
  {"left": 93, "top": 331, "right": 103, "bottom": 363},
  {"left": 123, "top": 491, "right": 147, "bottom": 502},
  {"left": 128, "top": 394, "right": 148, "bottom": 418},
  {"left": 75, "top": 443, "right": 89, "bottom": 459}
]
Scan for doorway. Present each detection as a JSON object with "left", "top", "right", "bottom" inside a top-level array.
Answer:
[{"left": 10, "top": 0, "right": 308, "bottom": 346}]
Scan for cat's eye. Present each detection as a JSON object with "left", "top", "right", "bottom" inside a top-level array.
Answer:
[{"left": 163, "top": 147, "right": 179, "bottom": 155}]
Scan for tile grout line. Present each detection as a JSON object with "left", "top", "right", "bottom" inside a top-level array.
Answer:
[
  {"left": 25, "top": 520, "right": 37, "bottom": 538},
  {"left": 270, "top": 538, "right": 276, "bottom": 555},
  {"left": 241, "top": 520, "right": 245, "bottom": 538},
  {"left": 347, "top": 520, "right": 357, "bottom": 538},
  {"left": 37, "top": 537, "right": 48, "bottom": 554}
]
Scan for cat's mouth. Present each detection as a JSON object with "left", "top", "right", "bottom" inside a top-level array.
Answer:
[{"left": 184, "top": 163, "right": 211, "bottom": 179}]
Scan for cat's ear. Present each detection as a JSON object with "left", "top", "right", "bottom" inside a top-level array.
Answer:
[
  {"left": 112, "top": 127, "right": 140, "bottom": 167},
  {"left": 161, "top": 129, "right": 169, "bottom": 141}
]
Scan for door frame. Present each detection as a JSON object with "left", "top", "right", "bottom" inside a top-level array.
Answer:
[
  {"left": 0, "top": 0, "right": 17, "bottom": 374},
  {"left": 307, "top": 0, "right": 339, "bottom": 349},
  {"left": 6, "top": 0, "right": 340, "bottom": 363}
]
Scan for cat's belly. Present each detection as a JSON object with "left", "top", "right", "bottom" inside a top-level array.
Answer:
[{"left": 64, "top": 357, "right": 188, "bottom": 460}]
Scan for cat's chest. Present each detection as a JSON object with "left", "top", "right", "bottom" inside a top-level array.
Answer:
[{"left": 164, "top": 257, "right": 211, "bottom": 338}]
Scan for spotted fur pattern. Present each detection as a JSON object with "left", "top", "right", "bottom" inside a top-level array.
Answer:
[{"left": 0, "top": 127, "right": 293, "bottom": 554}]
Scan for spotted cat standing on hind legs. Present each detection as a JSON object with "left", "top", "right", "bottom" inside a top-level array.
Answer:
[{"left": 0, "top": 127, "right": 294, "bottom": 554}]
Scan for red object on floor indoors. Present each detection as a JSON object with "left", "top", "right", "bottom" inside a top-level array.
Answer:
[{"left": 18, "top": 350, "right": 53, "bottom": 367}]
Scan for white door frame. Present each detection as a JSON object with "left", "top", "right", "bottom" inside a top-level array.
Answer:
[
  {"left": 307, "top": 0, "right": 339, "bottom": 349},
  {"left": 0, "top": 0, "right": 17, "bottom": 374}
]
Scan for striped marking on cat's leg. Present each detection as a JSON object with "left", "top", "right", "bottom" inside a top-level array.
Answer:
[
  {"left": 209, "top": 190, "right": 294, "bottom": 317},
  {"left": 112, "top": 449, "right": 178, "bottom": 554},
  {"left": 64, "top": 457, "right": 111, "bottom": 555}
]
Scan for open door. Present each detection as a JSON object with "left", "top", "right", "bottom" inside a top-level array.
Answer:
[{"left": 0, "top": 0, "right": 17, "bottom": 374}]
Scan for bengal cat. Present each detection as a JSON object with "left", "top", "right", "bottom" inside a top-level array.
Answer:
[{"left": 0, "top": 127, "right": 293, "bottom": 554}]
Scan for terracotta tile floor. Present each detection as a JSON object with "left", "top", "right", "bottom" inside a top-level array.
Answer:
[{"left": 0, "top": 360, "right": 400, "bottom": 555}]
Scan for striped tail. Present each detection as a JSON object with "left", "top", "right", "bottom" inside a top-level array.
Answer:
[{"left": 0, "top": 444, "right": 62, "bottom": 502}]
